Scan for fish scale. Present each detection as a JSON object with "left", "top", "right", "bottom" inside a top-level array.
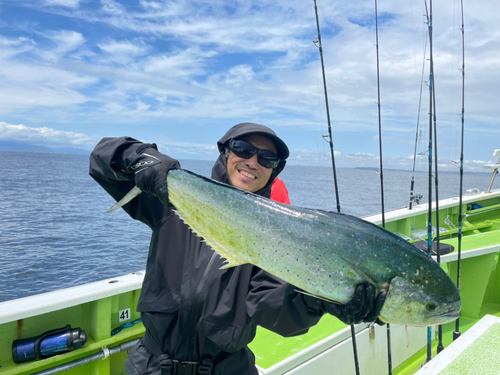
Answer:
[
  {"left": 167, "top": 169, "right": 461, "bottom": 327},
  {"left": 168, "top": 170, "right": 360, "bottom": 302}
]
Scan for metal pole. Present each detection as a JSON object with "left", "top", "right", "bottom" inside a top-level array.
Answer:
[{"left": 32, "top": 338, "right": 140, "bottom": 375}]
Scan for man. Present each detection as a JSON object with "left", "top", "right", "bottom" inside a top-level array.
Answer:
[{"left": 89, "top": 122, "right": 385, "bottom": 375}]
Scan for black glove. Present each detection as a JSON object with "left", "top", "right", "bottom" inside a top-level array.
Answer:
[
  {"left": 127, "top": 145, "right": 179, "bottom": 206},
  {"left": 320, "top": 283, "right": 387, "bottom": 325}
]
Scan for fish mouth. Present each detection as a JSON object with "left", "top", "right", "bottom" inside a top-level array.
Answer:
[
  {"left": 437, "top": 303, "right": 461, "bottom": 319},
  {"left": 379, "top": 310, "right": 460, "bottom": 327},
  {"left": 427, "top": 311, "right": 460, "bottom": 326},
  {"left": 438, "top": 311, "right": 460, "bottom": 319}
]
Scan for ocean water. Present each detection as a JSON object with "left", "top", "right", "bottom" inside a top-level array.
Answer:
[{"left": 0, "top": 151, "right": 498, "bottom": 303}]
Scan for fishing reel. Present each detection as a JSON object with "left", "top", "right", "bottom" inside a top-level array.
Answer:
[{"left": 411, "top": 194, "right": 423, "bottom": 205}]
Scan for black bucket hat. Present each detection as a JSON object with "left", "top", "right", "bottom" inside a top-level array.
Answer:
[{"left": 217, "top": 122, "right": 290, "bottom": 160}]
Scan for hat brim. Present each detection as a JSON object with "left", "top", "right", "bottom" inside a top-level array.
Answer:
[{"left": 217, "top": 122, "right": 289, "bottom": 160}]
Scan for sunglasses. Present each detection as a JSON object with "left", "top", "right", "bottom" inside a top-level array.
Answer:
[{"left": 228, "top": 139, "right": 281, "bottom": 169}]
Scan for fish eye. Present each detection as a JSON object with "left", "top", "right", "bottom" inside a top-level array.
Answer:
[{"left": 426, "top": 303, "right": 437, "bottom": 312}]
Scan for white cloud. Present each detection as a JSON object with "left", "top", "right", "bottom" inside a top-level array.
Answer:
[
  {"left": 1, "top": 0, "right": 498, "bottom": 168},
  {"left": 0, "top": 36, "right": 36, "bottom": 47},
  {"left": 143, "top": 48, "right": 217, "bottom": 77},
  {"left": 224, "top": 65, "right": 255, "bottom": 85},
  {"left": 139, "top": 1, "right": 162, "bottom": 10},
  {"left": 37, "top": 30, "right": 85, "bottom": 61},
  {"left": 97, "top": 39, "right": 149, "bottom": 64},
  {"left": 98, "top": 40, "right": 148, "bottom": 56},
  {"left": 101, "top": 0, "right": 126, "bottom": 15},
  {"left": 0, "top": 58, "right": 97, "bottom": 113},
  {"left": 44, "top": 0, "right": 81, "bottom": 8},
  {"left": 0, "top": 122, "right": 96, "bottom": 146},
  {"left": 0, "top": 35, "right": 37, "bottom": 59},
  {"left": 288, "top": 149, "right": 341, "bottom": 166},
  {"left": 157, "top": 141, "right": 217, "bottom": 156},
  {"left": 347, "top": 153, "right": 377, "bottom": 159}
]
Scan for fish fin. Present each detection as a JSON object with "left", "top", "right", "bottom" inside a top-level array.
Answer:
[
  {"left": 201, "top": 238, "right": 248, "bottom": 269},
  {"left": 219, "top": 257, "right": 248, "bottom": 269},
  {"left": 170, "top": 207, "right": 249, "bottom": 269},
  {"left": 339, "top": 256, "right": 379, "bottom": 292},
  {"left": 294, "top": 289, "right": 342, "bottom": 305},
  {"left": 107, "top": 186, "right": 142, "bottom": 213}
]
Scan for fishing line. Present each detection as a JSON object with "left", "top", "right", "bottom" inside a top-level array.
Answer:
[
  {"left": 453, "top": 0, "right": 465, "bottom": 342},
  {"left": 373, "top": 1, "right": 391, "bottom": 373},
  {"left": 313, "top": 2, "right": 359, "bottom": 374}
]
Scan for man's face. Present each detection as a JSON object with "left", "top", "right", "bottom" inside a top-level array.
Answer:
[{"left": 227, "top": 134, "right": 277, "bottom": 192}]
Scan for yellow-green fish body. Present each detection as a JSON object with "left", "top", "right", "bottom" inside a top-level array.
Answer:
[{"left": 167, "top": 169, "right": 460, "bottom": 327}]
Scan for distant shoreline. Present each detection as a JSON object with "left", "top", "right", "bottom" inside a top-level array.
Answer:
[
  {"left": 0, "top": 142, "right": 493, "bottom": 175},
  {"left": 0, "top": 141, "right": 90, "bottom": 155},
  {"left": 0, "top": 149, "right": 493, "bottom": 175}
]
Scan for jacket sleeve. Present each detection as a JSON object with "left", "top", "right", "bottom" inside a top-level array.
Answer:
[
  {"left": 89, "top": 136, "right": 181, "bottom": 228},
  {"left": 246, "top": 269, "right": 325, "bottom": 337}
]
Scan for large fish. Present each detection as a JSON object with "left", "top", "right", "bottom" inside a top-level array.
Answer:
[{"left": 125, "top": 169, "right": 461, "bottom": 327}]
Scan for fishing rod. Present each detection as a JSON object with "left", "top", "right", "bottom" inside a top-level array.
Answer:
[
  {"left": 375, "top": 0, "right": 385, "bottom": 229},
  {"left": 409, "top": 35, "right": 428, "bottom": 210},
  {"left": 425, "top": 0, "right": 434, "bottom": 363},
  {"left": 313, "top": 2, "right": 359, "bottom": 374},
  {"left": 454, "top": 0, "right": 465, "bottom": 342},
  {"left": 313, "top": 0, "right": 341, "bottom": 215},
  {"left": 373, "top": 1, "right": 392, "bottom": 373},
  {"left": 423, "top": 0, "right": 444, "bottom": 354},
  {"left": 431, "top": 23, "right": 444, "bottom": 357}
]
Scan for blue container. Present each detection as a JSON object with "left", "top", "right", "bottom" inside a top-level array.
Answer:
[{"left": 12, "top": 325, "right": 86, "bottom": 363}]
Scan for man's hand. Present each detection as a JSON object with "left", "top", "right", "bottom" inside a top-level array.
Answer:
[
  {"left": 131, "top": 147, "right": 179, "bottom": 206},
  {"left": 320, "top": 283, "right": 387, "bottom": 325}
]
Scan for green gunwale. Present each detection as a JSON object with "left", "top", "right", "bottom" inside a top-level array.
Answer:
[{"left": 0, "top": 293, "right": 144, "bottom": 375}]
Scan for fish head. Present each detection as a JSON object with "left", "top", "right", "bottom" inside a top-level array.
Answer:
[{"left": 379, "top": 275, "right": 461, "bottom": 327}]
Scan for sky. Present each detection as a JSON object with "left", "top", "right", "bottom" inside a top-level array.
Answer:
[{"left": 0, "top": 0, "right": 498, "bottom": 172}]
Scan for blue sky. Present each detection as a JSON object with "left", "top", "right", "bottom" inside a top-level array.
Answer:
[{"left": 0, "top": 0, "right": 498, "bottom": 171}]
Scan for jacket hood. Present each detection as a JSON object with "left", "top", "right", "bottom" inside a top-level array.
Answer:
[
  {"left": 216, "top": 122, "right": 289, "bottom": 160},
  {"left": 211, "top": 122, "right": 289, "bottom": 198}
]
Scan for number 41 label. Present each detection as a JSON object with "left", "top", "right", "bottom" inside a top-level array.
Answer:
[{"left": 119, "top": 308, "right": 131, "bottom": 322}]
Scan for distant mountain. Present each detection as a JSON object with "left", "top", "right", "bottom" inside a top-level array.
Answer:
[{"left": 0, "top": 141, "right": 90, "bottom": 155}]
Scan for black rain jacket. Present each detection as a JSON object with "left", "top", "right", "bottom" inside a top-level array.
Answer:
[{"left": 89, "top": 134, "right": 325, "bottom": 375}]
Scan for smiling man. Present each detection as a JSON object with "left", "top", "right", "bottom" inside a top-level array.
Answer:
[
  {"left": 226, "top": 134, "right": 276, "bottom": 192},
  {"left": 211, "top": 122, "right": 289, "bottom": 196},
  {"left": 89, "top": 122, "right": 384, "bottom": 375}
]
